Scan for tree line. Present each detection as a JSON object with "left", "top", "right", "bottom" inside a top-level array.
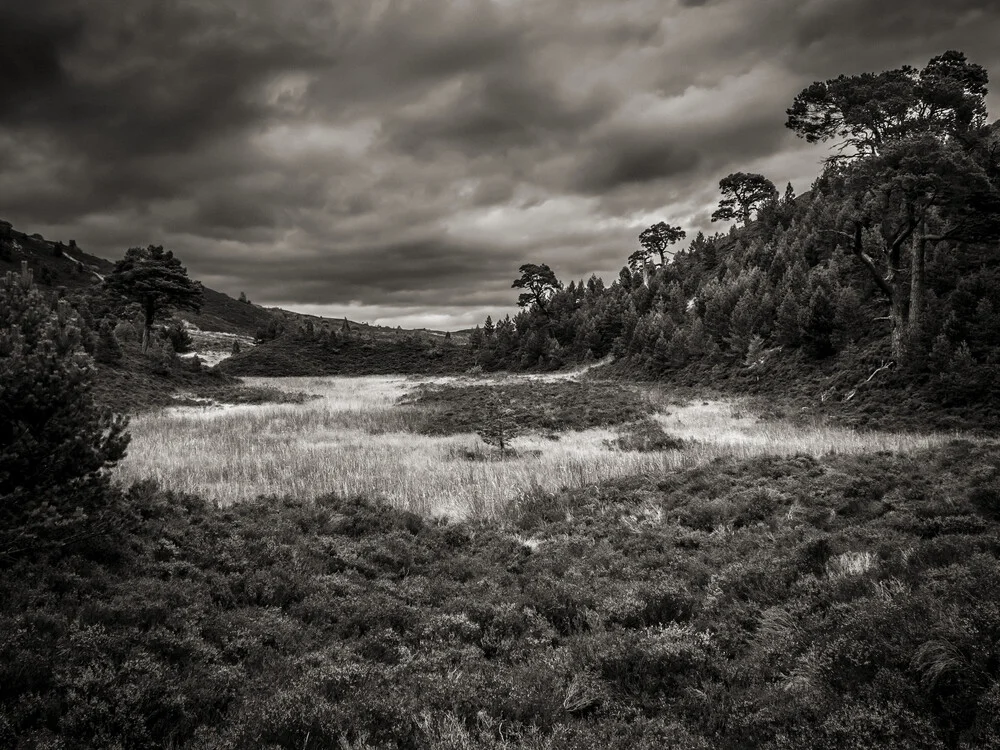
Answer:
[{"left": 470, "top": 50, "right": 1000, "bottom": 410}]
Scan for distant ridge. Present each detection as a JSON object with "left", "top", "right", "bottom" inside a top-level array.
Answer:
[{"left": 0, "top": 218, "right": 461, "bottom": 342}]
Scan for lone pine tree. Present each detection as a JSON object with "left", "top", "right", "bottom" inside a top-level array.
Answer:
[
  {"left": 512, "top": 264, "right": 562, "bottom": 312},
  {"left": 478, "top": 389, "right": 521, "bottom": 457},
  {"left": 630, "top": 221, "right": 686, "bottom": 273},
  {"left": 104, "top": 245, "right": 203, "bottom": 353}
]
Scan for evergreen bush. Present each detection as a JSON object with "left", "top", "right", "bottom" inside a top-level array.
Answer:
[{"left": 0, "top": 264, "right": 130, "bottom": 559}]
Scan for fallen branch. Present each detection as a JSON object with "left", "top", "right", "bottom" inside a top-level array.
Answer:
[{"left": 865, "top": 360, "right": 895, "bottom": 383}]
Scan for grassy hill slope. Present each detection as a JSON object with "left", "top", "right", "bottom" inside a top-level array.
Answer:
[
  {"left": 182, "top": 286, "right": 276, "bottom": 336},
  {"left": 219, "top": 330, "right": 474, "bottom": 376},
  {"left": 0, "top": 221, "right": 113, "bottom": 290}
]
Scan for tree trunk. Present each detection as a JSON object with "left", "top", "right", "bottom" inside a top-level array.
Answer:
[
  {"left": 887, "top": 248, "right": 908, "bottom": 362},
  {"left": 849, "top": 221, "right": 906, "bottom": 360},
  {"left": 908, "top": 228, "right": 927, "bottom": 351},
  {"left": 889, "top": 296, "right": 906, "bottom": 361},
  {"left": 142, "top": 298, "right": 155, "bottom": 354}
]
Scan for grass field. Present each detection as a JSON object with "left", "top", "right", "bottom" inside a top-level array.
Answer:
[{"left": 115, "top": 374, "right": 953, "bottom": 518}]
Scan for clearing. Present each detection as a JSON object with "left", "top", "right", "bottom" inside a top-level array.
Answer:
[{"left": 115, "top": 373, "right": 951, "bottom": 518}]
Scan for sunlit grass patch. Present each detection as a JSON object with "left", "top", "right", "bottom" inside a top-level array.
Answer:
[
  {"left": 115, "top": 375, "right": 958, "bottom": 518},
  {"left": 825, "top": 550, "right": 879, "bottom": 578},
  {"left": 654, "top": 399, "right": 943, "bottom": 457}
]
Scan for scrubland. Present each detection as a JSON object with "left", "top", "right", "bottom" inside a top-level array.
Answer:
[
  {"left": 7, "top": 372, "right": 999, "bottom": 749},
  {"left": 7, "top": 437, "right": 1000, "bottom": 749}
]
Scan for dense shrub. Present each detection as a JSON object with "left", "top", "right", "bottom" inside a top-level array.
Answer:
[
  {"left": 605, "top": 420, "right": 686, "bottom": 452},
  {"left": 0, "top": 266, "right": 130, "bottom": 559},
  {"left": 410, "top": 380, "right": 649, "bottom": 436},
  {"left": 93, "top": 319, "right": 123, "bottom": 364},
  {"left": 164, "top": 320, "right": 194, "bottom": 353}
]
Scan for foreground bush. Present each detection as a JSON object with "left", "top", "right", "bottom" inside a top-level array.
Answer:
[{"left": 0, "top": 265, "right": 129, "bottom": 559}]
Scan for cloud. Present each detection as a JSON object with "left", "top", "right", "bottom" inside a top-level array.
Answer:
[
  {"left": 383, "top": 67, "right": 615, "bottom": 158},
  {"left": 3, "top": 0, "right": 1000, "bottom": 327},
  {"left": 573, "top": 135, "right": 702, "bottom": 193}
]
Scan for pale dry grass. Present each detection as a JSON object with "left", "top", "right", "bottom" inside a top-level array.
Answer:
[
  {"left": 655, "top": 399, "right": 943, "bottom": 458},
  {"left": 826, "top": 551, "right": 879, "bottom": 578},
  {"left": 115, "top": 375, "right": 955, "bottom": 519}
]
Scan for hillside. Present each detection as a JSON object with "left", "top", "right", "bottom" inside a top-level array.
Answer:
[
  {"left": 267, "top": 306, "right": 469, "bottom": 344},
  {"left": 183, "top": 286, "right": 277, "bottom": 337},
  {"left": 0, "top": 219, "right": 275, "bottom": 339},
  {"left": 467, "top": 125, "right": 1000, "bottom": 433},
  {"left": 1, "top": 218, "right": 471, "bottom": 380},
  {"left": 0, "top": 220, "right": 114, "bottom": 290},
  {"left": 219, "top": 328, "right": 474, "bottom": 376}
]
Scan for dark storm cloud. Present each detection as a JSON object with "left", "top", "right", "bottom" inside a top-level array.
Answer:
[
  {"left": 0, "top": 5, "right": 81, "bottom": 103},
  {"left": 384, "top": 67, "right": 615, "bottom": 157},
  {"left": 0, "top": 2, "right": 329, "bottom": 156},
  {"left": 192, "top": 235, "right": 521, "bottom": 308},
  {"left": 573, "top": 136, "right": 701, "bottom": 193},
  {"left": 781, "top": 0, "right": 1000, "bottom": 78},
  {"left": 3, "top": 0, "right": 1000, "bottom": 328}
]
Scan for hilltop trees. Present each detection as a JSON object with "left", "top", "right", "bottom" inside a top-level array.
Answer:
[
  {"left": 512, "top": 263, "right": 562, "bottom": 312},
  {"left": 465, "top": 49, "right": 1000, "bottom": 426},
  {"left": 467, "top": 49, "right": 1000, "bottom": 423},
  {"left": 104, "top": 245, "right": 203, "bottom": 353},
  {"left": 1, "top": 263, "right": 130, "bottom": 558},
  {"left": 630, "top": 222, "right": 686, "bottom": 271},
  {"left": 786, "top": 50, "right": 988, "bottom": 159},
  {"left": 711, "top": 173, "right": 778, "bottom": 226}
]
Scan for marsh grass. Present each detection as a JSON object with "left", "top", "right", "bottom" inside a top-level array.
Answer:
[
  {"left": 653, "top": 399, "right": 945, "bottom": 459},
  {"left": 115, "top": 375, "right": 955, "bottom": 518}
]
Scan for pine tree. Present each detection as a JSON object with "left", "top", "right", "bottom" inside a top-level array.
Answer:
[
  {"left": 94, "top": 319, "right": 123, "bottom": 364},
  {"left": 469, "top": 325, "right": 484, "bottom": 349},
  {"left": 652, "top": 333, "right": 673, "bottom": 369},
  {"left": 478, "top": 389, "right": 520, "bottom": 457},
  {"left": 775, "top": 294, "right": 804, "bottom": 346},
  {"left": 662, "top": 327, "right": 690, "bottom": 369},
  {"left": 800, "top": 282, "right": 837, "bottom": 358},
  {"left": 165, "top": 320, "right": 194, "bottom": 353},
  {"left": 1, "top": 263, "right": 130, "bottom": 558},
  {"left": 104, "top": 245, "right": 203, "bottom": 353},
  {"left": 726, "top": 291, "right": 760, "bottom": 357}
]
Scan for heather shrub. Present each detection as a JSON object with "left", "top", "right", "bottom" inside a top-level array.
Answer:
[{"left": 2, "top": 435, "right": 999, "bottom": 747}]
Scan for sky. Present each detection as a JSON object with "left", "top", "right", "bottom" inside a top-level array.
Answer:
[{"left": 3, "top": 1, "right": 1000, "bottom": 330}]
